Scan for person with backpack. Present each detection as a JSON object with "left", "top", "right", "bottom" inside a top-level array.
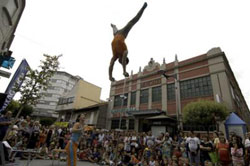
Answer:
[{"left": 186, "top": 131, "right": 200, "bottom": 166}]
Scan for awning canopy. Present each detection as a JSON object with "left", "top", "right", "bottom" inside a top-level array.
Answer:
[
  {"left": 225, "top": 112, "right": 246, "bottom": 125},
  {"left": 129, "top": 109, "right": 164, "bottom": 116},
  {"left": 146, "top": 114, "right": 176, "bottom": 121}
]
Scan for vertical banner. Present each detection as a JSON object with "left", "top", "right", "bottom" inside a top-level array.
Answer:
[{"left": 0, "top": 59, "right": 29, "bottom": 113}]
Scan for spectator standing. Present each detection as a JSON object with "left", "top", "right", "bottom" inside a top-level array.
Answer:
[
  {"left": 0, "top": 111, "right": 12, "bottom": 163},
  {"left": 217, "top": 135, "right": 231, "bottom": 166},
  {"left": 58, "top": 127, "right": 66, "bottom": 149},
  {"left": 186, "top": 131, "right": 200, "bottom": 166},
  {"left": 200, "top": 134, "right": 213, "bottom": 166},
  {"left": 245, "top": 132, "right": 250, "bottom": 166},
  {"left": 231, "top": 138, "right": 244, "bottom": 166}
]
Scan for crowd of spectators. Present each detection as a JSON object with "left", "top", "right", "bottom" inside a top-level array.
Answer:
[{"left": 1, "top": 111, "right": 250, "bottom": 166}]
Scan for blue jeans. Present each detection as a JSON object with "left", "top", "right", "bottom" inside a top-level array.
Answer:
[{"left": 188, "top": 151, "right": 200, "bottom": 166}]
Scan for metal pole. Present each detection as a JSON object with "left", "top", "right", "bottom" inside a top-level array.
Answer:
[
  {"left": 175, "top": 75, "right": 183, "bottom": 132},
  {"left": 119, "top": 78, "right": 127, "bottom": 129},
  {"left": 175, "top": 79, "right": 179, "bottom": 132}
]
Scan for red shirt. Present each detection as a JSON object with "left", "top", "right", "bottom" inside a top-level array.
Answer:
[{"left": 217, "top": 143, "right": 230, "bottom": 162}]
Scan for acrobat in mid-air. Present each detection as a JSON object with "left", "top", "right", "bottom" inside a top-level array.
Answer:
[{"left": 109, "top": 2, "right": 147, "bottom": 82}]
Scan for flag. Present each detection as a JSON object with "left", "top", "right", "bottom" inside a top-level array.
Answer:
[{"left": 0, "top": 59, "right": 29, "bottom": 113}]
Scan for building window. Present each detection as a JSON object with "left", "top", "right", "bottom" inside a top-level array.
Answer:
[
  {"left": 111, "top": 119, "right": 126, "bottom": 129},
  {"left": 114, "top": 94, "right": 128, "bottom": 107},
  {"left": 152, "top": 86, "right": 161, "bottom": 102},
  {"left": 68, "top": 97, "right": 74, "bottom": 103},
  {"left": 130, "top": 91, "right": 136, "bottom": 105},
  {"left": 49, "top": 102, "right": 57, "bottom": 106},
  {"left": 123, "top": 93, "right": 128, "bottom": 106},
  {"left": 58, "top": 98, "right": 68, "bottom": 105},
  {"left": 58, "top": 98, "right": 63, "bottom": 105},
  {"left": 48, "top": 86, "right": 55, "bottom": 90},
  {"left": 140, "top": 89, "right": 149, "bottom": 104},
  {"left": 114, "top": 95, "right": 121, "bottom": 107},
  {"left": 180, "top": 75, "right": 213, "bottom": 99},
  {"left": 51, "top": 79, "right": 56, "bottom": 83},
  {"left": 45, "top": 93, "right": 52, "bottom": 97},
  {"left": 129, "top": 119, "right": 135, "bottom": 130},
  {"left": 37, "top": 100, "right": 46, "bottom": 104},
  {"left": 167, "top": 83, "right": 176, "bottom": 101},
  {"left": 111, "top": 120, "right": 119, "bottom": 129}
]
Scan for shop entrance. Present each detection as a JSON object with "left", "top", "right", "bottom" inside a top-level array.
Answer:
[{"left": 139, "top": 119, "right": 150, "bottom": 132}]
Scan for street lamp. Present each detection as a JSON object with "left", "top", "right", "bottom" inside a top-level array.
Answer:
[
  {"left": 213, "top": 113, "right": 220, "bottom": 132},
  {"left": 158, "top": 69, "right": 183, "bottom": 132},
  {"left": 119, "top": 94, "right": 127, "bottom": 129}
]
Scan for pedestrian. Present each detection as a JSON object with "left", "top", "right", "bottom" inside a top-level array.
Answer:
[
  {"left": 217, "top": 135, "right": 231, "bottom": 166},
  {"left": 245, "top": 132, "right": 250, "bottom": 166},
  {"left": 186, "top": 130, "right": 200, "bottom": 166}
]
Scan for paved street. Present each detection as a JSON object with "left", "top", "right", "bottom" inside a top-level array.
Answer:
[{"left": 13, "top": 159, "right": 97, "bottom": 166}]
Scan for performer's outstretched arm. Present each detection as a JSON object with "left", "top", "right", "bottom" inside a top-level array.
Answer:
[
  {"left": 109, "top": 56, "right": 117, "bottom": 82},
  {"left": 119, "top": 2, "right": 147, "bottom": 38}
]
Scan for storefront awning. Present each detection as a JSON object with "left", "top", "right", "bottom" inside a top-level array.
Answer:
[
  {"left": 129, "top": 109, "right": 164, "bottom": 116},
  {"left": 146, "top": 114, "right": 176, "bottom": 121}
]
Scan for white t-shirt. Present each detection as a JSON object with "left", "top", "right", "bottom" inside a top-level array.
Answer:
[
  {"left": 245, "top": 138, "right": 250, "bottom": 148},
  {"left": 149, "top": 160, "right": 155, "bottom": 166},
  {"left": 186, "top": 137, "right": 200, "bottom": 152}
]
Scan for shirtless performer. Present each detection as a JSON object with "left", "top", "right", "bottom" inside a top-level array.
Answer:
[
  {"left": 109, "top": 2, "right": 147, "bottom": 82},
  {"left": 65, "top": 114, "right": 85, "bottom": 166}
]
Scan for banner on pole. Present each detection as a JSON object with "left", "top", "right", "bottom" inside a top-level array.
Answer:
[{"left": 0, "top": 59, "right": 29, "bottom": 113}]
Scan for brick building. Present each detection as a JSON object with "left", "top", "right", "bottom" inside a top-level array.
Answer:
[{"left": 107, "top": 47, "right": 250, "bottom": 135}]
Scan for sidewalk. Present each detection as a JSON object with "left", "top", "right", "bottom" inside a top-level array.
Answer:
[{"left": 15, "top": 159, "right": 97, "bottom": 166}]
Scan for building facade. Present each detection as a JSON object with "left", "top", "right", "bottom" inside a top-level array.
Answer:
[
  {"left": 107, "top": 47, "right": 250, "bottom": 133},
  {"left": 32, "top": 71, "right": 80, "bottom": 118},
  {"left": 0, "top": 0, "right": 26, "bottom": 77},
  {"left": 56, "top": 79, "right": 102, "bottom": 122},
  {"left": 71, "top": 102, "right": 108, "bottom": 129}
]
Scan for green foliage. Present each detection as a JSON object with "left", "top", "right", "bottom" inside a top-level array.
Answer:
[
  {"left": 40, "top": 117, "right": 56, "bottom": 126},
  {"left": 183, "top": 100, "right": 229, "bottom": 126},
  {"left": 4, "top": 100, "right": 33, "bottom": 117},
  {"left": 15, "top": 54, "right": 61, "bottom": 105}
]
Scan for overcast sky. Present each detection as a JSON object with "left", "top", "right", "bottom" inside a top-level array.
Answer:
[{"left": 1, "top": 0, "right": 250, "bottom": 107}]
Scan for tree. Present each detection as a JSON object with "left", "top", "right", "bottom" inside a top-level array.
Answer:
[
  {"left": 5, "top": 100, "right": 33, "bottom": 117},
  {"left": 183, "top": 100, "right": 229, "bottom": 131},
  {"left": 3, "top": 54, "right": 61, "bottom": 141},
  {"left": 40, "top": 117, "right": 56, "bottom": 126},
  {"left": 14, "top": 54, "right": 61, "bottom": 117}
]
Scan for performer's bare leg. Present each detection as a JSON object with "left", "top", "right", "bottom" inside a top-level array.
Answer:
[
  {"left": 119, "top": 2, "right": 147, "bottom": 38},
  {"left": 122, "top": 50, "right": 129, "bottom": 77}
]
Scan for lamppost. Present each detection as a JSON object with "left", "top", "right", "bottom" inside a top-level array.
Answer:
[
  {"left": 158, "top": 69, "right": 183, "bottom": 132},
  {"left": 213, "top": 113, "right": 220, "bottom": 132},
  {"left": 119, "top": 94, "right": 127, "bottom": 129}
]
